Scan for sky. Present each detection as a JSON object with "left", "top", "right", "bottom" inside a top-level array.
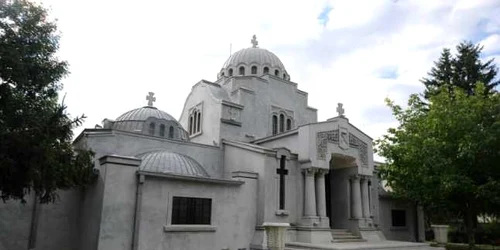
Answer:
[{"left": 38, "top": 0, "right": 500, "bottom": 151}]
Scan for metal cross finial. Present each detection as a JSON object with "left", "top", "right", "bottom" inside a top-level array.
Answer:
[
  {"left": 251, "top": 35, "right": 258, "bottom": 48},
  {"left": 146, "top": 92, "right": 156, "bottom": 106},
  {"left": 336, "top": 103, "right": 345, "bottom": 117}
]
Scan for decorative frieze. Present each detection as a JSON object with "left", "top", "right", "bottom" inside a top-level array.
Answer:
[{"left": 316, "top": 129, "right": 368, "bottom": 166}]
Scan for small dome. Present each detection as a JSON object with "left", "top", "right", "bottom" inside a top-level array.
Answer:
[
  {"left": 138, "top": 151, "right": 209, "bottom": 177},
  {"left": 113, "top": 106, "right": 189, "bottom": 140}
]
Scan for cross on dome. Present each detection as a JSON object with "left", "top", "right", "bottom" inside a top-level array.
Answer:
[
  {"left": 336, "top": 103, "right": 345, "bottom": 117},
  {"left": 146, "top": 92, "right": 156, "bottom": 106},
  {"left": 251, "top": 35, "right": 258, "bottom": 48}
]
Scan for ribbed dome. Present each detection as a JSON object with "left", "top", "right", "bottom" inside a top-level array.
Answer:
[
  {"left": 138, "top": 151, "right": 209, "bottom": 177},
  {"left": 222, "top": 47, "right": 286, "bottom": 73},
  {"left": 112, "top": 106, "right": 186, "bottom": 137},
  {"left": 116, "top": 106, "right": 175, "bottom": 122}
]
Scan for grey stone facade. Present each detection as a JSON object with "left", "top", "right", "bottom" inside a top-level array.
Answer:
[{"left": 0, "top": 37, "right": 429, "bottom": 250}]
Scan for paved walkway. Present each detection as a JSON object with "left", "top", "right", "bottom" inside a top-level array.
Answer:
[{"left": 286, "top": 240, "right": 444, "bottom": 250}]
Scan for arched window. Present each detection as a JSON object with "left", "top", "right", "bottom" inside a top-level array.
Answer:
[
  {"left": 189, "top": 115, "right": 193, "bottom": 135},
  {"left": 239, "top": 66, "right": 245, "bottom": 76},
  {"left": 283, "top": 73, "right": 286, "bottom": 79},
  {"left": 168, "top": 126, "right": 174, "bottom": 138},
  {"left": 272, "top": 115, "right": 278, "bottom": 135},
  {"left": 196, "top": 112, "right": 201, "bottom": 133},
  {"left": 228, "top": 68, "right": 233, "bottom": 76},
  {"left": 286, "top": 118, "right": 292, "bottom": 130},
  {"left": 251, "top": 66, "right": 257, "bottom": 74},
  {"left": 263, "top": 67, "right": 269, "bottom": 74},
  {"left": 159, "top": 124, "right": 165, "bottom": 137},
  {"left": 275, "top": 70, "right": 279, "bottom": 76},
  {"left": 149, "top": 122, "right": 155, "bottom": 135},
  {"left": 279, "top": 114, "right": 285, "bottom": 133}
]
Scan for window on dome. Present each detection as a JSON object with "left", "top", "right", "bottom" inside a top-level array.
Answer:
[
  {"left": 283, "top": 73, "right": 286, "bottom": 79},
  {"left": 149, "top": 122, "right": 155, "bottom": 135},
  {"left": 275, "top": 70, "right": 280, "bottom": 76},
  {"left": 168, "top": 126, "right": 174, "bottom": 138},
  {"left": 264, "top": 67, "right": 269, "bottom": 74},
  {"left": 239, "top": 66, "right": 245, "bottom": 76},
  {"left": 279, "top": 114, "right": 285, "bottom": 133},
  {"left": 228, "top": 68, "right": 233, "bottom": 76},
  {"left": 221, "top": 72, "right": 225, "bottom": 77},
  {"left": 251, "top": 66, "right": 257, "bottom": 74},
  {"left": 286, "top": 118, "right": 292, "bottom": 131},
  {"left": 159, "top": 124, "right": 166, "bottom": 137},
  {"left": 272, "top": 115, "right": 278, "bottom": 135}
]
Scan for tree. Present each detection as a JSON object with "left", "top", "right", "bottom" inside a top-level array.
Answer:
[
  {"left": 422, "top": 41, "right": 499, "bottom": 98},
  {"left": 376, "top": 83, "right": 500, "bottom": 249},
  {"left": 0, "top": 0, "right": 95, "bottom": 204}
]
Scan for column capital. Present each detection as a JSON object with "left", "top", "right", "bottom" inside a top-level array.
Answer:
[
  {"left": 315, "top": 168, "right": 329, "bottom": 176},
  {"left": 350, "top": 174, "right": 360, "bottom": 181},
  {"left": 303, "top": 168, "right": 317, "bottom": 176}
]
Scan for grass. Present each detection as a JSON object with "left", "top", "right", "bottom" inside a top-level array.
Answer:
[{"left": 430, "top": 242, "right": 500, "bottom": 250}]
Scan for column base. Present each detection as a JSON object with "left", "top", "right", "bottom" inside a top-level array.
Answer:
[
  {"left": 295, "top": 227, "right": 332, "bottom": 244},
  {"left": 318, "top": 216, "right": 330, "bottom": 228},
  {"left": 299, "top": 216, "right": 320, "bottom": 227}
]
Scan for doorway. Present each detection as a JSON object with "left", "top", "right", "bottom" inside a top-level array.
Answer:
[{"left": 325, "top": 170, "right": 332, "bottom": 228}]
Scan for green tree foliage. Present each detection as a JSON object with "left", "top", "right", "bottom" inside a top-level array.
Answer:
[
  {"left": 376, "top": 83, "right": 500, "bottom": 248},
  {"left": 422, "top": 41, "right": 499, "bottom": 98},
  {"left": 0, "top": 0, "right": 95, "bottom": 204}
]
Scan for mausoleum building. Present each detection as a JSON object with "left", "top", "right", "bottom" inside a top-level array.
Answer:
[{"left": 0, "top": 36, "right": 437, "bottom": 250}]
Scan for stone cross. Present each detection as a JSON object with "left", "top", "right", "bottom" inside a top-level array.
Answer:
[
  {"left": 251, "top": 35, "right": 258, "bottom": 48},
  {"left": 276, "top": 156, "right": 288, "bottom": 210},
  {"left": 336, "top": 103, "right": 345, "bottom": 117},
  {"left": 146, "top": 92, "right": 156, "bottom": 106}
]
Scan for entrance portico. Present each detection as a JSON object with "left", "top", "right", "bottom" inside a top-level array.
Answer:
[{"left": 296, "top": 112, "right": 377, "bottom": 243}]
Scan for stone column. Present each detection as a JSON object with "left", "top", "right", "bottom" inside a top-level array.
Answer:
[
  {"left": 350, "top": 175, "right": 362, "bottom": 219},
  {"left": 360, "top": 176, "right": 370, "bottom": 218},
  {"left": 315, "top": 169, "right": 327, "bottom": 218},
  {"left": 304, "top": 168, "right": 317, "bottom": 217}
]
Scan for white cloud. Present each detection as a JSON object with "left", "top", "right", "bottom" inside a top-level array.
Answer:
[{"left": 36, "top": 0, "right": 500, "bottom": 152}]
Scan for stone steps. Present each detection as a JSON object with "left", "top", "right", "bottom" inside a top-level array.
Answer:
[
  {"left": 285, "top": 241, "right": 443, "bottom": 250},
  {"left": 331, "top": 229, "right": 366, "bottom": 243}
]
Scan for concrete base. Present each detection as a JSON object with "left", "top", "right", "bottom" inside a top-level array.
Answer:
[
  {"left": 285, "top": 240, "right": 444, "bottom": 250},
  {"left": 359, "top": 229, "right": 386, "bottom": 242},
  {"left": 295, "top": 227, "right": 332, "bottom": 244},
  {"left": 300, "top": 216, "right": 320, "bottom": 227}
]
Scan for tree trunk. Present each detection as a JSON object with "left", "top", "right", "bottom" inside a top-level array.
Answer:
[{"left": 464, "top": 209, "right": 476, "bottom": 250}]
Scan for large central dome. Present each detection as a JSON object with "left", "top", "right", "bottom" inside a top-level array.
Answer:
[{"left": 218, "top": 35, "right": 289, "bottom": 80}]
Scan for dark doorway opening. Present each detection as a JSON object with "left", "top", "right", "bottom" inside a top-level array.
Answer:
[{"left": 325, "top": 170, "right": 332, "bottom": 228}]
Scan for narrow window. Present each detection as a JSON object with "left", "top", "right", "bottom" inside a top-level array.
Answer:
[
  {"left": 275, "top": 69, "right": 279, "bottom": 76},
  {"left": 228, "top": 68, "right": 233, "bottom": 76},
  {"left": 263, "top": 67, "right": 269, "bottom": 74},
  {"left": 276, "top": 156, "right": 288, "bottom": 210},
  {"left": 189, "top": 115, "right": 193, "bottom": 135},
  {"left": 239, "top": 66, "right": 245, "bottom": 76},
  {"left": 196, "top": 112, "right": 201, "bottom": 133},
  {"left": 286, "top": 118, "right": 292, "bottom": 130},
  {"left": 279, "top": 114, "right": 285, "bottom": 133},
  {"left": 221, "top": 72, "right": 225, "bottom": 77},
  {"left": 391, "top": 210, "right": 406, "bottom": 227},
  {"left": 159, "top": 124, "right": 166, "bottom": 137},
  {"left": 172, "top": 197, "right": 211, "bottom": 225},
  {"left": 149, "top": 122, "right": 155, "bottom": 135},
  {"left": 251, "top": 66, "right": 257, "bottom": 74},
  {"left": 272, "top": 115, "right": 278, "bottom": 135},
  {"left": 283, "top": 73, "right": 286, "bottom": 79},
  {"left": 168, "top": 126, "right": 174, "bottom": 138}
]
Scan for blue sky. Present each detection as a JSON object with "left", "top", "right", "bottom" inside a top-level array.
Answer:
[{"left": 38, "top": 0, "right": 500, "bottom": 157}]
